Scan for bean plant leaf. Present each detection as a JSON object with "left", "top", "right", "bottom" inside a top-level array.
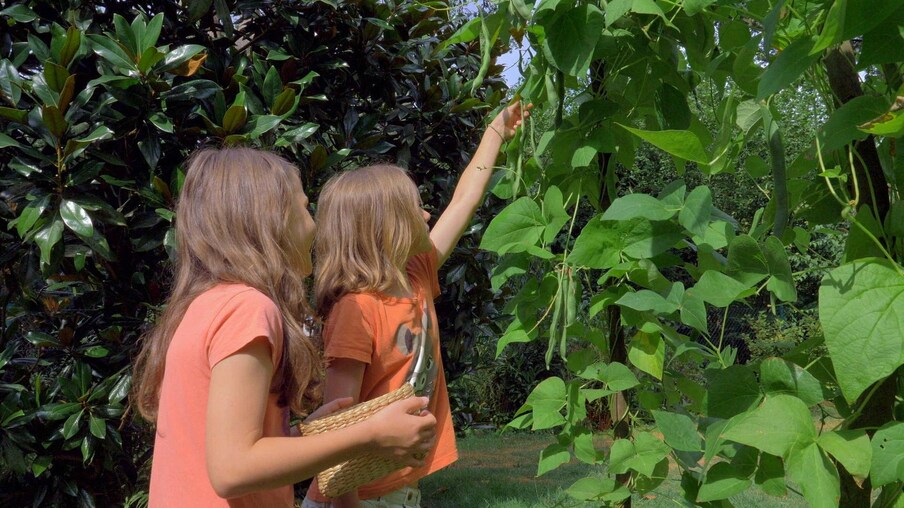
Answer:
[
  {"left": 480, "top": 197, "right": 545, "bottom": 254},
  {"left": 757, "top": 37, "right": 820, "bottom": 100},
  {"left": 705, "top": 365, "right": 761, "bottom": 418},
  {"left": 870, "top": 422, "right": 904, "bottom": 487},
  {"left": 679, "top": 186, "right": 713, "bottom": 237},
  {"left": 627, "top": 331, "right": 665, "bottom": 380},
  {"left": 819, "top": 259, "right": 904, "bottom": 402},
  {"left": 542, "top": 186, "right": 570, "bottom": 243},
  {"left": 541, "top": 3, "right": 605, "bottom": 76},
  {"left": 617, "top": 124, "right": 710, "bottom": 164},
  {"left": 602, "top": 193, "right": 676, "bottom": 221},
  {"left": 722, "top": 394, "right": 816, "bottom": 458},
  {"left": 755, "top": 453, "right": 787, "bottom": 496},
  {"left": 692, "top": 271, "right": 753, "bottom": 307},
  {"left": 609, "top": 432, "right": 670, "bottom": 477},
  {"left": 651, "top": 410, "right": 702, "bottom": 452},
  {"left": 786, "top": 443, "right": 840, "bottom": 508},
  {"left": 697, "top": 461, "right": 752, "bottom": 502},
  {"left": 538, "top": 443, "right": 570, "bottom": 476},
  {"left": 525, "top": 377, "right": 566, "bottom": 430},
  {"left": 817, "top": 430, "right": 871, "bottom": 482},
  {"left": 759, "top": 358, "right": 827, "bottom": 406},
  {"left": 763, "top": 236, "right": 797, "bottom": 302}
]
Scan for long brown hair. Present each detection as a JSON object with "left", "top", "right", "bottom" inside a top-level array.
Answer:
[
  {"left": 132, "top": 148, "right": 321, "bottom": 421},
  {"left": 314, "top": 164, "right": 427, "bottom": 318}
]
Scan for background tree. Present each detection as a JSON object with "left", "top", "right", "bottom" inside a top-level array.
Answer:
[{"left": 0, "top": 0, "right": 505, "bottom": 504}]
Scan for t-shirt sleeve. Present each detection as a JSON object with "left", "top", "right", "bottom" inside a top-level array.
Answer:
[
  {"left": 322, "top": 296, "right": 375, "bottom": 365},
  {"left": 408, "top": 244, "right": 440, "bottom": 299},
  {"left": 207, "top": 289, "right": 284, "bottom": 369}
]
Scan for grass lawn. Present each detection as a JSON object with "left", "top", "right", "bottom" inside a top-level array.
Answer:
[{"left": 420, "top": 430, "right": 807, "bottom": 508}]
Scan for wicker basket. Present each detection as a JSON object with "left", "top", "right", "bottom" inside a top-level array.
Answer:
[{"left": 299, "top": 382, "right": 416, "bottom": 498}]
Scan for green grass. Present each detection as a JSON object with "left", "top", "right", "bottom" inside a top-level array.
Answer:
[{"left": 420, "top": 431, "right": 807, "bottom": 508}]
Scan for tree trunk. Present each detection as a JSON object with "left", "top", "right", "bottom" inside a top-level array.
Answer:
[
  {"left": 823, "top": 42, "right": 896, "bottom": 508},
  {"left": 824, "top": 42, "right": 891, "bottom": 223},
  {"left": 591, "top": 58, "right": 632, "bottom": 507}
]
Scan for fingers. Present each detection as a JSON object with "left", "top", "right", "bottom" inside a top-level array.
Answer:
[
  {"left": 394, "top": 396, "right": 430, "bottom": 415},
  {"left": 304, "top": 397, "right": 354, "bottom": 422}
]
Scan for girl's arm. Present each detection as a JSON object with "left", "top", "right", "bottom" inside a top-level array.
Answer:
[
  {"left": 317, "top": 358, "right": 369, "bottom": 508},
  {"left": 430, "top": 101, "right": 530, "bottom": 266},
  {"left": 205, "top": 339, "right": 435, "bottom": 499}
]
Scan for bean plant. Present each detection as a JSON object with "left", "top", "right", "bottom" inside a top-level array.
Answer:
[{"left": 453, "top": 0, "right": 904, "bottom": 506}]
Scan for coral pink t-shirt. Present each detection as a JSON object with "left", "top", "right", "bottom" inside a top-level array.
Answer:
[
  {"left": 149, "top": 284, "right": 294, "bottom": 507},
  {"left": 308, "top": 249, "right": 458, "bottom": 501}
]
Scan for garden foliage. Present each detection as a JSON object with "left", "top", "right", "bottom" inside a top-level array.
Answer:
[
  {"left": 0, "top": 1, "right": 504, "bottom": 504},
  {"left": 462, "top": 0, "right": 904, "bottom": 506}
]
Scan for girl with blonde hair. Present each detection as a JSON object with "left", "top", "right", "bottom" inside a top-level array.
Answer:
[
  {"left": 305, "top": 102, "right": 530, "bottom": 508},
  {"left": 131, "top": 147, "right": 436, "bottom": 507}
]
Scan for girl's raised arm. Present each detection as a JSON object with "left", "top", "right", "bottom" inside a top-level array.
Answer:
[
  {"left": 430, "top": 101, "right": 531, "bottom": 265},
  {"left": 205, "top": 339, "right": 435, "bottom": 499}
]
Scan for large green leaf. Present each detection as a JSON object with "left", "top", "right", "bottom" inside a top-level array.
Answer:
[
  {"left": 819, "top": 260, "right": 904, "bottom": 402},
  {"left": 651, "top": 410, "right": 701, "bottom": 452},
  {"left": 617, "top": 124, "right": 710, "bottom": 164},
  {"left": 859, "top": 7, "right": 904, "bottom": 67},
  {"left": 818, "top": 95, "right": 890, "bottom": 152},
  {"left": 569, "top": 217, "right": 622, "bottom": 268},
  {"left": 705, "top": 365, "right": 761, "bottom": 419},
  {"left": 870, "top": 422, "right": 904, "bottom": 487},
  {"left": 722, "top": 394, "right": 816, "bottom": 458},
  {"left": 759, "top": 358, "right": 827, "bottom": 406},
  {"left": 678, "top": 186, "right": 712, "bottom": 237},
  {"left": 542, "top": 186, "right": 569, "bottom": 243},
  {"left": 692, "top": 271, "right": 753, "bottom": 307},
  {"left": 525, "top": 377, "right": 566, "bottom": 430},
  {"left": 616, "top": 290, "right": 677, "bottom": 314},
  {"left": 763, "top": 236, "right": 797, "bottom": 302},
  {"left": 566, "top": 478, "right": 631, "bottom": 502},
  {"left": 755, "top": 453, "right": 786, "bottom": 496},
  {"left": 537, "top": 443, "right": 570, "bottom": 476},
  {"left": 608, "top": 432, "right": 670, "bottom": 477},
  {"left": 697, "top": 461, "right": 752, "bottom": 502},
  {"left": 817, "top": 430, "right": 871, "bottom": 482},
  {"left": 786, "top": 443, "right": 840, "bottom": 508},
  {"left": 542, "top": 3, "right": 605, "bottom": 76},
  {"left": 726, "top": 234, "right": 768, "bottom": 286},
  {"left": 757, "top": 37, "right": 820, "bottom": 100},
  {"left": 602, "top": 193, "right": 675, "bottom": 221},
  {"left": 480, "top": 197, "right": 545, "bottom": 254},
  {"left": 627, "top": 331, "right": 664, "bottom": 380}
]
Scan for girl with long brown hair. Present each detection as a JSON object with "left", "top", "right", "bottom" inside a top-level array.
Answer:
[
  {"left": 131, "top": 148, "right": 436, "bottom": 507},
  {"left": 304, "top": 102, "right": 530, "bottom": 508}
]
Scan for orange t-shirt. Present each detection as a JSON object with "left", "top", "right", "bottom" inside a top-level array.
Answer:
[
  {"left": 310, "top": 249, "right": 458, "bottom": 500},
  {"left": 149, "top": 284, "right": 294, "bottom": 508}
]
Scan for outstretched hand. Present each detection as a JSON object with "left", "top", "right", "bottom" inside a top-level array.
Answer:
[{"left": 488, "top": 100, "right": 533, "bottom": 142}]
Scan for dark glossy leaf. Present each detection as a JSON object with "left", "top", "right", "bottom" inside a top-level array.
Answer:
[
  {"left": 59, "top": 26, "right": 81, "bottom": 67},
  {"left": 62, "top": 409, "right": 84, "bottom": 439},
  {"left": 87, "top": 34, "right": 137, "bottom": 71},
  {"left": 35, "top": 217, "right": 64, "bottom": 266},
  {"left": 41, "top": 105, "right": 66, "bottom": 138},
  {"left": 1, "top": 4, "right": 38, "bottom": 22},
  {"left": 60, "top": 200, "right": 94, "bottom": 238}
]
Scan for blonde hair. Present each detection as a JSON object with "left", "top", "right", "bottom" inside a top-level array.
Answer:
[
  {"left": 314, "top": 164, "right": 427, "bottom": 318},
  {"left": 132, "top": 147, "right": 321, "bottom": 421}
]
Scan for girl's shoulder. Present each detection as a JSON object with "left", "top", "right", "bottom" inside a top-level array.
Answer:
[{"left": 196, "top": 283, "right": 278, "bottom": 314}]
